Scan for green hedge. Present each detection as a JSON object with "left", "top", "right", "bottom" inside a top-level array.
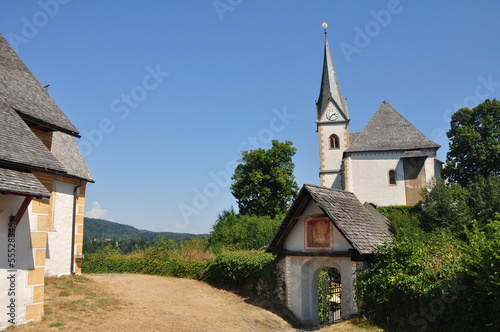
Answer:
[
  {"left": 203, "top": 250, "right": 276, "bottom": 288},
  {"left": 356, "top": 230, "right": 499, "bottom": 331},
  {"left": 81, "top": 246, "right": 277, "bottom": 291},
  {"left": 83, "top": 253, "right": 207, "bottom": 280},
  {"left": 82, "top": 254, "right": 143, "bottom": 274}
]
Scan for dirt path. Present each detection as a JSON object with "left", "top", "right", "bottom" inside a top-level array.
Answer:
[
  {"left": 9, "top": 274, "right": 378, "bottom": 332},
  {"left": 86, "top": 274, "right": 292, "bottom": 332}
]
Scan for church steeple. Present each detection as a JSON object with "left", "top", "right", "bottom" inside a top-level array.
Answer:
[
  {"left": 316, "top": 32, "right": 349, "bottom": 122},
  {"left": 315, "top": 25, "right": 350, "bottom": 189}
]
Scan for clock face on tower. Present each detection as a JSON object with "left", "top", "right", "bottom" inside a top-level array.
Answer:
[{"left": 326, "top": 109, "right": 339, "bottom": 121}]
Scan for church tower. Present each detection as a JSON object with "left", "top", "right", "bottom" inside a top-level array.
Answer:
[{"left": 316, "top": 30, "right": 350, "bottom": 189}]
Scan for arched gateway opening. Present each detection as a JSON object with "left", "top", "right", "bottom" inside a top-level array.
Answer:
[{"left": 318, "top": 267, "right": 342, "bottom": 325}]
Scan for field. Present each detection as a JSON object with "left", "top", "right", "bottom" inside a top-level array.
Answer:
[{"left": 8, "top": 274, "right": 380, "bottom": 332}]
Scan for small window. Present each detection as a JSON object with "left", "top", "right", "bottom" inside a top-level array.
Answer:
[
  {"left": 329, "top": 134, "right": 340, "bottom": 149},
  {"left": 388, "top": 169, "right": 397, "bottom": 185}
]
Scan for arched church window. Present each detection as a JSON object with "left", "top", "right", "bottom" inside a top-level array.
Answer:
[
  {"left": 388, "top": 169, "right": 397, "bottom": 185},
  {"left": 329, "top": 134, "right": 340, "bottom": 149}
]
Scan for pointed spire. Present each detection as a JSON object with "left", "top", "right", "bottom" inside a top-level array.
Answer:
[{"left": 316, "top": 31, "right": 349, "bottom": 121}]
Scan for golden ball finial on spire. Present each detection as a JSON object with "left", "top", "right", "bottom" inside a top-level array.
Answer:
[{"left": 322, "top": 22, "right": 328, "bottom": 29}]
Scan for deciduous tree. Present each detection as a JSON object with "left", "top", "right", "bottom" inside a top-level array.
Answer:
[
  {"left": 443, "top": 99, "right": 500, "bottom": 186},
  {"left": 230, "top": 140, "right": 299, "bottom": 217}
]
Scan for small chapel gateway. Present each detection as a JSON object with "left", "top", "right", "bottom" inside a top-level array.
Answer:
[
  {"left": 268, "top": 32, "right": 442, "bottom": 325},
  {"left": 0, "top": 35, "right": 93, "bottom": 329}
]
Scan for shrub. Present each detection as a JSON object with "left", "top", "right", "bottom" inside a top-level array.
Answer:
[
  {"left": 421, "top": 179, "right": 472, "bottom": 237},
  {"left": 208, "top": 214, "right": 282, "bottom": 252},
  {"left": 204, "top": 250, "right": 276, "bottom": 288},
  {"left": 377, "top": 205, "right": 426, "bottom": 240},
  {"left": 82, "top": 245, "right": 143, "bottom": 273},
  {"left": 356, "top": 231, "right": 468, "bottom": 331}
]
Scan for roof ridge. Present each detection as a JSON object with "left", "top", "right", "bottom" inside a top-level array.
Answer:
[
  {"left": 0, "top": 35, "right": 79, "bottom": 136},
  {"left": 345, "top": 101, "right": 440, "bottom": 153}
]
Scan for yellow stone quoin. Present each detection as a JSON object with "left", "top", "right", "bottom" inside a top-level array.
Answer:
[{"left": 25, "top": 303, "right": 44, "bottom": 322}]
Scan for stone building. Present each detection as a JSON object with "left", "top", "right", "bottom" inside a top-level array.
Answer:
[
  {"left": 0, "top": 35, "right": 93, "bottom": 329},
  {"left": 316, "top": 36, "right": 442, "bottom": 205},
  {"left": 267, "top": 184, "right": 392, "bottom": 325},
  {"left": 268, "top": 32, "right": 441, "bottom": 325}
]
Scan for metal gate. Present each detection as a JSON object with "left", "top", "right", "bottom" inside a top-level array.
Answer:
[{"left": 318, "top": 267, "right": 341, "bottom": 325}]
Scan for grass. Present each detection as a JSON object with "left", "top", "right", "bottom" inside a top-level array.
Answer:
[
  {"left": 317, "top": 316, "right": 382, "bottom": 331},
  {"left": 8, "top": 275, "right": 122, "bottom": 331}
]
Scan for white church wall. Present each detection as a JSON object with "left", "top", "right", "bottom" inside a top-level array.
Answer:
[
  {"left": 317, "top": 99, "right": 349, "bottom": 189},
  {"left": 45, "top": 181, "right": 76, "bottom": 276},
  {"left": 0, "top": 195, "right": 45, "bottom": 330},
  {"left": 423, "top": 149, "right": 441, "bottom": 183},
  {"left": 348, "top": 151, "right": 407, "bottom": 206}
]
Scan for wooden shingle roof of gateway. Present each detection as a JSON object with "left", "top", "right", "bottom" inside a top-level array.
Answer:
[
  {"left": 267, "top": 184, "right": 392, "bottom": 255},
  {"left": 345, "top": 101, "right": 440, "bottom": 153},
  {"left": 0, "top": 34, "right": 79, "bottom": 136}
]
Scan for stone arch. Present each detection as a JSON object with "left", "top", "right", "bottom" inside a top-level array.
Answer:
[{"left": 289, "top": 256, "right": 354, "bottom": 325}]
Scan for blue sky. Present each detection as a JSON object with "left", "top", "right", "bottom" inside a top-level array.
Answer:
[{"left": 1, "top": 1, "right": 499, "bottom": 234}]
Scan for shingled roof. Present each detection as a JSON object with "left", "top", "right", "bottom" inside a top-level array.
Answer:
[
  {"left": 346, "top": 101, "right": 440, "bottom": 153},
  {"left": 267, "top": 184, "right": 392, "bottom": 255},
  {"left": 0, "top": 168, "right": 50, "bottom": 197},
  {"left": 0, "top": 103, "right": 65, "bottom": 172},
  {"left": 51, "top": 132, "right": 94, "bottom": 182},
  {"left": 0, "top": 34, "right": 79, "bottom": 136},
  {"left": 0, "top": 35, "right": 93, "bottom": 189}
]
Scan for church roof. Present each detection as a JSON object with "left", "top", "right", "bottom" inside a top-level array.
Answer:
[
  {"left": 316, "top": 35, "right": 349, "bottom": 121},
  {"left": 267, "top": 184, "right": 392, "bottom": 255},
  {"left": 0, "top": 35, "right": 93, "bottom": 185},
  {"left": 346, "top": 101, "right": 440, "bottom": 153},
  {"left": 0, "top": 103, "right": 65, "bottom": 172},
  {"left": 51, "top": 131, "right": 94, "bottom": 182},
  {"left": 0, "top": 168, "right": 50, "bottom": 198},
  {"left": 0, "top": 34, "right": 79, "bottom": 136}
]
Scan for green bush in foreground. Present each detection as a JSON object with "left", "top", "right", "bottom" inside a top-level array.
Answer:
[{"left": 204, "top": 250, "right": 276, "bottom": 288}]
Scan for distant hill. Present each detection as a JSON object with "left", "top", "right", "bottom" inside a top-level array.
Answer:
[{"left": 84, "top": 218, "right": 206, "bottom": 242}]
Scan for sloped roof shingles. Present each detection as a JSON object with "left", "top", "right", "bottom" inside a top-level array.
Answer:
[
  {"left": 0, "top": 168, "right": 50, "bottom": 197},
  {"left": 51, "top": 131, "right": 94, "bottom": 182},
  {"left": 268, "top": 184, "right": 392, "bottom": 255},
  {"left": 0, "top": 34, "right": 79, "bottom": 136},
  {"left": 0, "top": 103, "right": 65, "bottom": 172},
  {"left": 346, "top": 101, "right": 440, "bottom": 153}
]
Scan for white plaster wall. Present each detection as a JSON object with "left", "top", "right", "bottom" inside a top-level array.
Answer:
[
  {"left": 284, "top": 202, "right": 320, "bottom": 251},
  {"left": 318, "top": 100, "right": 348, "bottom": 190},
  {"left": 319, "top": 122, "right": 346, "bottom": 171},
  {"left": 285, "top": 256, "right": 357, "bottom": 325},
  {"left": 0, "top": 195, "right": 38, "bottom": 330},
  {"left": 423, "top": 150, "right": 441, "bottom": 183},
  {"left": 321, "top": 172, "right": 342, "bottom": 189},
  {"left": 45, "top": 181, "right": 76, "bottom": 276},
  {"left": 348, "top": 152, "right": 407, "bottom": 206},
  {"left": 348, "top": 150, "right": 441, "bottom": 206},
  {"left": 344, "top": 155, "right": 353, "bottom": 192},
  {"left": 283, "top": 202, "right": 353, "bottom": 252}
]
